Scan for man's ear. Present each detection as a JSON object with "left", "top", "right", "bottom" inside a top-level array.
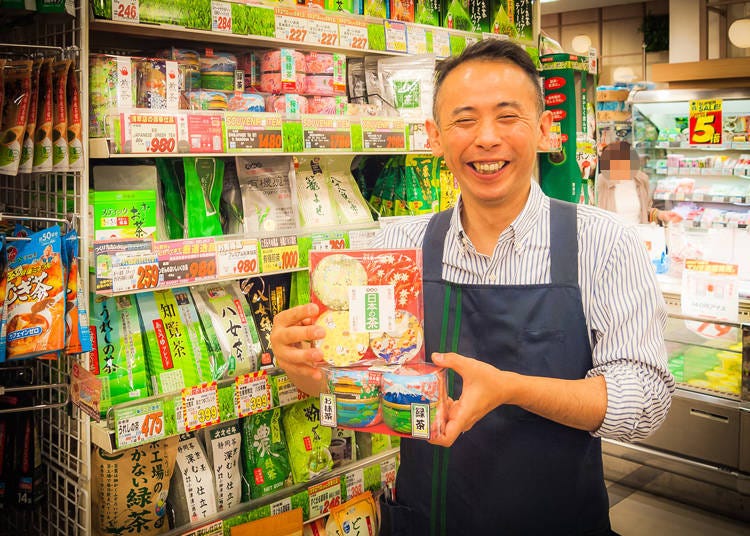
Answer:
[
  {"left": 536, "top": 110, "right": 553, "bottom": 152},
  {"left": 426, "top": 118, "right": 443, "bottom": 158}
]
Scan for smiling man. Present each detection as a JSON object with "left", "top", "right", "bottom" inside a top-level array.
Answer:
[{"left": 270, "top": 39, "right": 674, "bottom": 535}]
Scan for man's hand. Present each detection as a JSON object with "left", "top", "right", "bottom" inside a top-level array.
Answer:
[
  {"left": 429, "top": 352, "right": 506, "bottom": 447},
  {"left": 270, "top": 303, "right": 327, "bottom": 395}
]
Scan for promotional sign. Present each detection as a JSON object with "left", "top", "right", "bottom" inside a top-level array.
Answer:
[
  {"left": 689, "top": 99, "right": 723, "bottom": 145},
  {"left": 681, "top": 259, "right": 739, "bottom": 324}
]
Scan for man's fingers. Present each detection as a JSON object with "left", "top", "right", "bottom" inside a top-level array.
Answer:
[{"left": 273, "top": 303, "right": 319, "bottom": 327}]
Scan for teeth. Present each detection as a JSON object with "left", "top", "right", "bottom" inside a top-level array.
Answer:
[{"left": 473, "top": 161, "right": 505, "bottom": 174}]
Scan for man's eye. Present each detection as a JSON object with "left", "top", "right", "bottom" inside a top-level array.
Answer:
[
  {"left": 498, "top": 115, "right": 518, "bottom": 121},
  {"left": 454, "top": 118, "right": 476, "bottom": 125}
]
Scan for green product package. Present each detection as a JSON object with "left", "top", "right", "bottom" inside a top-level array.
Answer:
[
  {"left": 93, "top": 189, "right": 158, "bottom": 241},
  {"left": 282, "top": 398, "right": 333, "bottom": 485},
  {"left": 136, "top": 288, "right": 214, "bottom": 394},
  {"left": 190, "top": 282, "right": 263, "bottom": 377},
  {"left": 183, "top": 157, "right": 224, "bottom": 238},
  {"left": 491, "top": 0, "right": 534, "bottom": 43},
  {"left": 241, "top": 408, "right": 293, "bottom": 499},
  {"left": 469, "top": 0, "right": 490, "bottom": 32},
  {"left": 363, "top": 0, "right": 387, "bottom": 18},
  {"left": 404, "top": 155, "right": 437, "bottom": 214},
  {"left": 155, "top": 158, "right": 186, "bottom": 240},
  {"left": 325, "top": 0, "right": 355, "bottom": 13},
  {"left": 239, "top": 273, "right": 292, "bottom": 368},
  {"left": 442, "top": 0, "right": 472, "bottom": 31},
  {"left": 437, "top": 157, "right": 460, "bottom": 211},
  {"left": 36, "top": 0, "right": 74, "bottom": 15},
  {"left": 376, "top": 157, "right": 399, "bottom": 217},
  {"left": 89, "top": 294, "right": 150, "bottom": 417},
  {"left": 415, "top": 0, "right": 441, "bottom": 25}
]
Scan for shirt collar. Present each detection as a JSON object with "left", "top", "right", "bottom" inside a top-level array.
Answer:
[{"left": 451, "top": 181, "right": 545, "bottom": 253}]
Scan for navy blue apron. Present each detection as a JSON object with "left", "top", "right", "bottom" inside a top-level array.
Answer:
[{"left": 380, "top": 199, "right": 611, "bottom": 535}]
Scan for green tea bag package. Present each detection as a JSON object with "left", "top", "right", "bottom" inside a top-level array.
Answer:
[
  {"left": 155, "top": 158, "right": 186, "bottom": 240},
  {"left": 295, "top": 156, "right": 339, "bottom": 228},
  {"left": 183, "top": 157, "right": 224, "bottom": 238},
  {"left": 168, "top": 434, "right": 218, "bottom": 526},
  {"left": 322, "top": 155, "right": 373, "bottom": 225},
  {"left": 236, "top": 156, "right": 298, "bottom": 235},
  {"left": 239, "top": 273, "right": 292, "bottom": 368},
  {"left": 190, "top": 282, "right": 263, "bottom": 377},
  {"left": 404, "top": 155, "right": 436, "bottom": 215},
  {"left": 443, "top": 0, "right": 472, "bottom": 30},
  {"left": 378, "top": 56, "right": 435, "bottom": 123},
  {"left": 89, "top": 294, "right": 150, "bottom": 417},
  {"left": 200, "top": 420, "right": 243, "bottom": 512},
  {"left": 241, "top": 408, "right": 292, "bottom": 500},
  {"left": 282, "top": 398, "right": 333, "bottom": 485},
  {"left": 136, "top": 288, "right": 213, "bottom": 394}
]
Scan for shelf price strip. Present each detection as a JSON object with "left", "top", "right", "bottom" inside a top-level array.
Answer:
[
  {"left": 112, "top": 0, "right": 139, "bottom": 23},
  {"left": 235, "top": 371, "right": 272, "bottom": 418},
  {"left": 120, "top": 113, "right": 181, "bottom": 154},
  {"left": 384, "top": 20, "right": 408, "bottom": 53},
  {"left": 260, "top": 235, "right": 299, "bottom": 272},
  {"left": 360, "top": 117, "right": 406, "bottom": 151},
  {"left": 215, "top": 238, "right": 259, "bottom": 278},
  {"left": 225, "top": 112, "right": 283, "bottom": 152},
  {"left": 155, "top": 238, "right": 217, "bottom": 286},
  {"left": 110, "top": 253, "right": 161, "bottom": 293},
  {"left": 339, "top": 19, "right": 368, "bottom": 50},
  {"left": 275, "top": 7, "right": 340, "bottom": 47},
  {"left": 308, "top": 476, "right": 342, "bottom": 519},
  {"left": 302, "top": 115, "right": 352, "bottom": 151},
  {"left": 114, "top": 401, "right": 165, "bottom": 449},
  {"left": 182, "top": 382, "right": 221, "bottom": 432}
]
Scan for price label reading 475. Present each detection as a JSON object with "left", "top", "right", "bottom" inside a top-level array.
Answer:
[
  {"left": 114, "top": 402, "right": 165, "bottom": 449},
  {"left": 183, "top": 382, "right": 221, "bottom": 432},
  {"left": 235, "top": 371, "right": 272, "bottom": 418}
]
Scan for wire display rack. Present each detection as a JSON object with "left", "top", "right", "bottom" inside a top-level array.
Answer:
[{"left": 0, "top": 1, "right": 90, "bottom": 534}]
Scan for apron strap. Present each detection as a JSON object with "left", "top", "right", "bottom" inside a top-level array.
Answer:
[
  {"left": 423, "top": 209, "right": 452, "bottom": 283},
  {"left": 549, "top": 199, "right": 579, "bottom": 286}
]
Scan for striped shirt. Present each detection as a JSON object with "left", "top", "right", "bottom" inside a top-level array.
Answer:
[{"left": 371, "top": 181, "right": 675, "bottom": 442}]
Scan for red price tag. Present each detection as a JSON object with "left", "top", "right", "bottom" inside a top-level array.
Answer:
[
  {"left": 235, "top": 258, "right": 258, "bottom": 274},
  {"left": 288, "top": 28, "right": 308, "bottom": 42},
  {"left": 136, "top": 264, "right": 160, "bottom": 290},
  {"left": 140, "top": 411, "right": 164, "bottom": 437},
  {"left": 319, "top": 31, "right": 338, "bottom": 46},
  {"left": 188, "top": 258, "right": 217, "bottom": 279},
  {"left": 258, "top": 133, "right": 282, "bottom": 149},
  {"left": 147, "top": 137, "right": 177, "bottom": 153},
  {"left": 112, "top": 0, "right": 139, "bottom": 22},
  {"left": 281, "top": 249, "right": 299, "bottom": 269}
]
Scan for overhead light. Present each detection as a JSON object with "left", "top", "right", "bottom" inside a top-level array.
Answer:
[
  {"left": 728, "top": 19, "right": 750, "bottom": 48},
  {"left": 571, "top": 34, "right": 592, "bottom": 55},
  {"left": 540, "top": 0, "right": 559, "bottom": 3},
  {"left": 613, "top": 67, "right": 636, "bottom": 83}
]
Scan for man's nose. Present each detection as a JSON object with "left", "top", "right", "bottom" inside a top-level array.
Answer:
[{"left": 474, "top": 119, "right": 502, "bottom": 149}]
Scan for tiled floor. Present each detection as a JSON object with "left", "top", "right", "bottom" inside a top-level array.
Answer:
[{"left": 606, "top": 482, "right": 750, "bottom": 535}]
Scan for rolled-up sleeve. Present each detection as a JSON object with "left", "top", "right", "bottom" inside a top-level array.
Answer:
[{"left": 587, "top": 225, "right": 675, "bottom": 442}]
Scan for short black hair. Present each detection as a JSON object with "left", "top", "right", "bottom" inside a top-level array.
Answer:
[{"left": 432, "top": 39, "right": 544, "bottom": 122}]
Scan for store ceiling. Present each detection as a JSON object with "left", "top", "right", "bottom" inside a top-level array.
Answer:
[{"left": 541, "top": 0, "right": 636, "bottom": 14}]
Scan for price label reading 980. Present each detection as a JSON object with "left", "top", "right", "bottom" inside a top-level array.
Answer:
[{"left": 183, "top": 382, "right": 220, "bottom": 432}]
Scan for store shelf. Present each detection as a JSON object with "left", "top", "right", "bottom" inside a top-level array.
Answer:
[
  {"left": 159, "top": 446, "right": 399, "bottom": 536},
  {"left": 653, "top": 192, "right": 748, "bottom": 204},
  {"left": 637, "top": 141, "right": 750, "bottom": 151}
]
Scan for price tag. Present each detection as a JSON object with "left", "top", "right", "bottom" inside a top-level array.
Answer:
[
  {"left": 311, "top": 231, "right": 348, "bottom": 252},
  {"left": 384, "top": 20, "right": 408, "bottom": 53},
  {"left": 224, "top": 112, "right": 283, "bottom": 152},
  {"left": 407, "top": 25, "right": 428, "bottom": 55},
  {"left": 348, "top": 229, "right": 379, "bottom": 249},
  {"left": 340, "top": 20, "right": 368, "bottom": 50},
  {"left": 465, "top": 35, "right": 479, "bottom": 47},
  {"left": 380, "top": 457, "right": 397, "bottom": 488},
  {"left": 730, "top": 196, "right": 743, "bottom": 204},
  {"left": 689, "top": 99, "right": 723, "bottom": 145},
  {"left": 308, "top": 477, "right": 342, "bottom": 519},
  {"left": 235, "top": 371, "right": 271, "bottom": 418},
  {"left": 122, "top": 113, "right": 180, "bottom": 154},
  {"left": 211, "top": 0, "right": 232, "bottom": 33},
  {"left": 70, "top": 363, "right": 102, "bottom": 422},
  {"left": 260, "top": 235, "right": 299, "bottom": 272},
  {"left": 345, "top": 468, "right": 365, "bottom": 500},
  {"left": 94, "top": 240, "right": 154, "bottom": 292},
  {"left": 433, "top": 29, "right": 451, "bottom": 58},
  {"left": 187, "top": 113, "right": 224, "bottom": 153},
  {"left": 319, "top": 394, "right": 337, "bottom": 427},
  {"left": 112, "top": 0, "right": 139, "bottom": 22},
  {"left": 182, "top": 382, "right": 221, "bottom": 432},
  {"left": 693, "top": 192, "right": 704, "bottom": 202},
  {"left": 270, "top": 498, "right": 292, "bottom": 516},
  {"left": 712, "top": 195, "right": 726, "bottom": 203},
  {"left": 302, "top": 114, "right": 351, "bottom": 151},
  {"left": 154, "top": 238, "right": 217, "bottom": 286},
  {"left": 114, "top": 401, "right": 165, "bottom": 449},
  {"left": 681, "top": 259, "right": 739, "bottom": 323},
  {"left": 215, "top": 238, "right": 259, "bottom": 277},
  {"left": 675, "top": 191, "right": 685, "bottom": 201},
  {"left": 181, "top": 521, "right": 223, "bottom": 536},
  {"left": 274, "top": 374, "right": 309, "bottom": 406},
  {"left": 111, "top": 254, "right": 161, "bottom": 293},
  {"left": 360, "top": 117, "right": 406, "bottom": 151},
  {"left": 275, "top": 7, "right": 339, "bottom": 46}
]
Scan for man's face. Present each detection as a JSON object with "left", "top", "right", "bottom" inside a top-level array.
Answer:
[{"left": 426, "top": 59, "right": 551, "bottom": 212}]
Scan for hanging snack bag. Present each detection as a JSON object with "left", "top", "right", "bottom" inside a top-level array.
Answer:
[
  {"left": 92, "top": 437, "right": 178, "bottom": 536},
  {"left": 310, "top": 249, "right": 423, "bottom": 367},
  {"left": 190, "top": 282, "right": 263, "bottom": 377},
  {"left": 52, "top": 59, "right": 72, "bottom": 171},
  {"left": 0, "top": 60, "right": 33, "bottom": 176},
  {"left": 282, "top": 398, "right": 333, "bottom": 484},
  {"left": 0, "top": 236, "right": 8, "bottom": 363},
  {"left": 168, "top": 434, "right": 219, "bottom": 526},
  {"left": 378, "top": 55, "right": 435, "bottom": 122},
  {"left": 89, "top": 294, "right": 150, "bottom": 417},
  {"left": 241, "top": 407, "right": 293, "bottom": 500},
  {"left": 18, "top": 58, "right": 42, "bottom": 174},
  {"left": 183, "top": 157, "right": 224, "bottom": 238},
  {"left": 66, "top": 61, "right": 83, "bottom": 171},
  {"left": 236, "top": 156, "right": 298, "bottom": 235},
  {"left": 295, "top": 156, "right": 339, "bottom": 228},
  {"left": 200, "top": 420, "right": 243, "bottom": 512},
  {"left": 136, "top": 288, "right": 214, "bottom": 394},
  {"left": 32, "top": 58, "right": 54, "bottom": 172},
  {"left": 5, "top": 225, "right": 65, "bottom": 360},
  {"left": 63, "top": 230, "right": 92, "bottom": 354}
]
